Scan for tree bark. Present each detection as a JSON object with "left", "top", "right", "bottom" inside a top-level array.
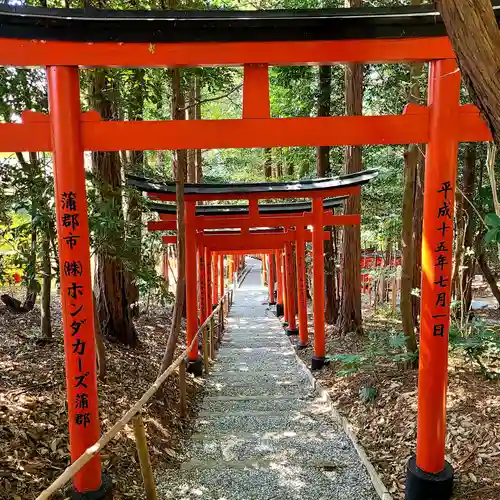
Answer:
[
  {"left": 264, "top": 148, "right": 272, "bottom": 179},
  {"left": 126, "top": 68, "right": 145, "bottom": 317},
  {"left": 187, "top": 75, "right": 197, "bottom": 183},
  {"left": 340, "top": 0, "right": 363, "bottom": 335},
  {"left": 159, "top": 133, "right": 186, "bottom": 374},
  {"left": 195, "top": 74, "right": 203, "bottom": 183},
  {"left": 90, "top": 69, "right": 138, "bottom": 346},
  {"left": 478, "top": 252, "right": 500, "bottom": 306},
  {"left": 459, "top": 144, "right": 477, "bottom": 314},
  {"left": 171, "top": 68, "right": 187, "bottom": 182},
  {"left": 41, "top": 234, "right": 52, "bottom": 338},
  {"left": 401, "top": 25, "right": 423, "bottom": 353},
  {"left": 316, "top": 65, "right": 338, "bottom": 324},
  {"left": 437, "top": 0, "right": 500, "bottom": 149},
  {"left": 401, "top": 150, "right": 418, "bottom": 353}
]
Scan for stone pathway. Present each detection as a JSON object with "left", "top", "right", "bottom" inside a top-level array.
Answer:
[{"left": 157, "top": 258, "right": 379, "bottom": 500}]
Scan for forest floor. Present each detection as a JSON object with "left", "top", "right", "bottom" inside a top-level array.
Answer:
[
  {"left": 0, "top": 291, "right": 203, "bottom": 500},
  {"left": 295, "top": 302, "right": 500, "bottom": 500}
]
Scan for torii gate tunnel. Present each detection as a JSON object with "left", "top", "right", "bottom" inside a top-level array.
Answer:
[
  {"left": 143, "top": 194, "right": 356, "bottom": 353},
  {"left": 0, "top": 4, "right": 495, "bottom": 500}
]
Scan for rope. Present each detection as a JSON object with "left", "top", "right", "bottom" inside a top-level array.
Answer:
[{"left": 35, "top": 294, "right": 229, "bottom": 500}]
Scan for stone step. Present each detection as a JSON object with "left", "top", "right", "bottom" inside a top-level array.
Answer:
[
  {"left": 201, "top": 395, "right": 315, "bottom": 414},
  {"left": 205, "top": 380, "right": 309, "bottom": 399},
  {"left": 156, "top": 462, "right": 378, "bottom": 500},
  {"left": 188, "top": 428, "right": 354, "bottom": 464},
  {"left": 196, "top": 411, "right": 329, "bottom": 435},
  {"left": 211, "top": 357, "right": 299, "bottom": 373}
]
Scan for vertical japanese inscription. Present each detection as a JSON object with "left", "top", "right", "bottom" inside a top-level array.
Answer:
[
  {"left": 432, "top": 181, "right": 452, "bottom": 337},
  {"left": 61, "top": 191, "right": 90, "bottom": 427}
]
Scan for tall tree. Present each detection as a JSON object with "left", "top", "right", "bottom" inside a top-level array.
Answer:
[
  {"left": 89, "top": 69, "right": 138, "bottom": 346},
  {"left": 455, "top": 144, "right": 477, "bottom": 315},
  {"left": 316, "top": 65, "right": 339, "bottom": 324},
  {"left": 125, "top": 68, "right": 145, "bottom": 317},
  {"left": 264, "top": 148, "right": 272, "bottom": 179},
  {"left": 339, "top": 0, "right": 363, "bottom": 335},
  {"left": 401, "top": 9, "right": 424, "bottom": 354},
  {"left": 437, "top": 0, "right": 500, "bottom": 148}
]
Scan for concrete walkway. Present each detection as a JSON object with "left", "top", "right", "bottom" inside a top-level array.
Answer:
[{"left": 158, "top": 258, "right": 379, "bottom": 500}]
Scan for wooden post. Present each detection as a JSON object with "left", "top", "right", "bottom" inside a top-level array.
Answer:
[
  {"left": 132, "top": 412, "right": 158, "bottom": 500},
  {"left": 178, "top": 360, "right": 187, "bottom": 418}
]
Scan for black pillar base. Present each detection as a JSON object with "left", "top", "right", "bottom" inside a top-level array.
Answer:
[
  {"left": 405, "top": 456, "right": 453, "bottom": 500},
  {"left": 296, "top": 341, "right": 308, "bottom": 349},
  {"left": 276, "top": 303, "right": 284, "bottom": 316},
  {"left": 311, "top": 356, "right": 327, "bottom": 371},
  {"left": 186, "top": 356, "right": 203, "bottom": 377},
  {"left": 70, "top": 473, "right": 112, "bottom": 500},
  {"left": 269, "top": 301, "right": 277, "bottom": 306},
  {"left": 286, "top": 328, "right": 299, "bottom": 336}
]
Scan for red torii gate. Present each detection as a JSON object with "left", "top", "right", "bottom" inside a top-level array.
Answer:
[
  {"left": 146, "top": 194, "right": 359, "bottom": 349},
  {"left": 0, "top": 4, "right": 494, "bottom": 499}
]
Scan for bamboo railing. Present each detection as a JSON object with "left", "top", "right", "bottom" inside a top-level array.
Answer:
[{"left": 36, "top": 288, "right": 234, "bottom": 500}]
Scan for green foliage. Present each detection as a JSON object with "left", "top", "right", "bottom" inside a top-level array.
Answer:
[
  {"left": 484, "top": 212, "right": 500, "bottom": 244},
  {"left": 449, "top": 319, "right": 500, "bottom": 380},
  {"left": 327, "top": 331, "right": 417, "bottom": 381}
]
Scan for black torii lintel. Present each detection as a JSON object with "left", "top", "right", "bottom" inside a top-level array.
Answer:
[{"left": 0, "top": 4, "right": 499, "bottom": 43}]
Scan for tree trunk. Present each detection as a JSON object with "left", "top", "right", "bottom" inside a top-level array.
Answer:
[
  {"left": 437, "top": 0, "right": 500, "bottom": 149},
  {"left": 316, "top": 65, "right": 338, "bottom": 324},
  {"left": 401, "top": 28, "right": 423, "bottom": 354},
  {"left": 478, "top": 252, "right": 500, "bottom": 306},
  {"left": 461, "top": 145, "right": 476, "bottom": 314},
  {"left": 187, "top": 75, "right": 197, "bottom": 183},
  {"left": 171, "top": 68, "right": 187, "bottom": 182},
  {"left": 195, "top": 75, "right": 203, "bottom": 183},
  {"left": 159, "top": 138, "right": 186, "bottom": 374},
  {"left": 41, "top": 234, "right": 52, "bottom": 338},
  {"left": 409, "top": 0, "right": 425, "bottom": 332},
  {"left": 340, "top": 0, "right": 363, "bottom": 335},
  {"left": 90, "top": 69, "right": 138, "bottom": 346},
  {"left": 401, "top": 150, "right": 418, "bottom": 353},
  {"left": 126, "top": 68, "right": 145, "bottom": 317},
  {"left": 264, "top": 148, "right": 272, "bottom": 179}
]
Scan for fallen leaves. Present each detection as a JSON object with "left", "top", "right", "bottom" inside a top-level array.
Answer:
[
  {"left": 0, "top": 295, "right": 201, "bottom": 499},
  {"left": 297, "top": 309, "right": 500, "bottom": 500}
]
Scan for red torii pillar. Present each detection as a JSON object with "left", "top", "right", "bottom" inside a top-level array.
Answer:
[
  {"left": 185, "top": 202, "right": 202, "bottom": 375},
  {"left": 198, "top": 243, "right": 207, "bottom": 326},
  {"left": 205, "top": 247, "right": 213, "bottom": 319},
  {"left": 219, "top": 254, "right": 225, "bottom": 299},
  {"left": 284, "top": 241, "right": 298, "bottom": 336},
  {"left": 268, "top": 253, "right": 276, "bottom": 305},
  {"left": 311, "top": 197, "right": 326, "bottom": 370},
  {"left": 282, "top": 250, "right": 288, "bottom": 325},
  {"left": 212, "top": 251, "right": 219, "bottom": 307},
  {"left": 296, "top": 227, "right": 308, "bottom": 348},
  {"left": 47, "top": 66, "right": 109, "bottom": 496},
  {"left": 406, "top": 59, "right": 457, "bottom": 499},
  {"left": 275, "top": 249, "right": 284, "bottom": 317}
]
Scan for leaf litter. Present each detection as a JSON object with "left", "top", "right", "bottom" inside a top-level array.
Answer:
[
  {"left": 0, "top": 294, "right": 203, "bottom": 499},
  {"left": 295, "top": 307, "right": 500, "bottom": 500}
]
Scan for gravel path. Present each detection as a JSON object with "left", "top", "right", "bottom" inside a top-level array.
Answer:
[{"left": 156, "top": 258, "right": 379, "bottom": 500}]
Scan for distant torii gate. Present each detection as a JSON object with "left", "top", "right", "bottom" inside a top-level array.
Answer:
[
  {"left": 145, "top": 193, "right": 362, "bottom": 352},
  {"left": 0, "top": 4, "right": 495, "bottom": 498}
]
